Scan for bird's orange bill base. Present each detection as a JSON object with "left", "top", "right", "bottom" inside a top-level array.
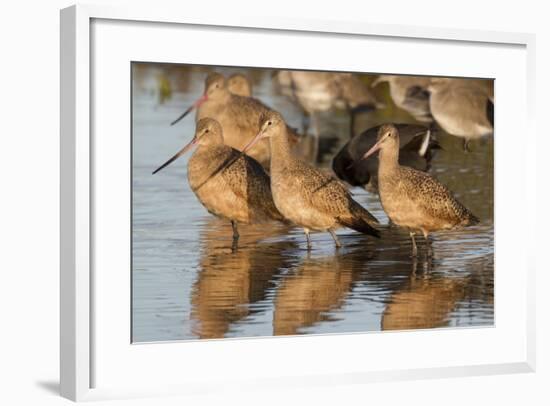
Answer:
[
  {"left": 152, "top": 137, "right": 197, "bottom": 174},
  {"left": 170, "top": 94, "right": 208, "bottom": 126}
]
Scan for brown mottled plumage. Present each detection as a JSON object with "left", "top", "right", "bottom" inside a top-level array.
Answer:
[
  {"left": 227, "top": 73, "right": 252, "bottom": 97},
  {"left": 243, "top": 111, "right": 380, "bottom": 249},
  {"left": 153, "top": 118, "right": 285, "bottom": 246},
  {"left": 362, "top": 124, "right": 479, "bottom": 257},
  {"left": 171, "top": 72, "right": 299, "bottom": 168}
]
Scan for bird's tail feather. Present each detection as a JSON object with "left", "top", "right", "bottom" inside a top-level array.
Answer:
[
  {"left": 337, "top": 204, "right": 380, "bottom": 238},
  {"left": 352, "top": 201, "right": 379, "bottom": 226},
  {"left": 337, "top": 216, "right": 380, "bottom": 238},
  {"left": 467, "top": 213, "right": 480, "bottom": 226}
]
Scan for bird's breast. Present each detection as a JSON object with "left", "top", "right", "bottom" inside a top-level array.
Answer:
[{"left": 270, "top": 171, "right": 335, "bottom": 230}]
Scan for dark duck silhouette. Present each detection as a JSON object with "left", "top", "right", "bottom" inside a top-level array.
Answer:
[{"left": 332, "top": 123, "right": 440, "bottom": 192}]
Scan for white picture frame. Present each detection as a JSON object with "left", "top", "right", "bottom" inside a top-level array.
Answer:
[{"left": 60, "top": 3, "right": 536, "bottom": 402}]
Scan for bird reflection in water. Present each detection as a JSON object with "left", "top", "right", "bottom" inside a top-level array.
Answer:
[
  {"left": 273, "top": 244, "right": 374, "bottom": 336},
  {"left": 381, "top": 249, "right": 493, "bottom": 331},
  {"left": 190, "top": 218, "right": 295, "bottom": 339},
  {"left": 381, "top": 262, "right": 468, "bottom": 330},
  {"left": 190, "top": 221, "right": 494, "bottom": 338}
]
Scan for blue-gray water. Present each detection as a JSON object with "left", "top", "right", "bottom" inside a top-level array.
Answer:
[{"left": 132, "top": 64, "right": 494, "bottom": 342}]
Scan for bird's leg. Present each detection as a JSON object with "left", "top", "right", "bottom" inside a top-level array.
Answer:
[
  {"left": 231, "top": 220, "right": 240, "bottom": 248},
  {"left": 349, "top": 106, "right": 356, "bottom": 139},
  {"left": 328, "top": 229, "right": 342, "bottom": 249},
  {"left": 302, "top": 113, "right": 311, "bottom": 135},
  {"left": 409, "top": 232, "right": 418, "bottom": 258},
  {"left": 463, "top": 138, "right": 471, "bottom": 152},
  {"left": 425, "top": 256, "right": 433, "bottom": 274},
  {"left": 423, "top": 230, "right": 433, "bottom": 259},
  {"left": 410, "top": 255, "right": 418, "bottom": 277},
  {"left": 311, "top": 112, "right": 320, "bottom": 163},
  {"left": 304, "top": 228, "right": 312, "bottom": 250}
]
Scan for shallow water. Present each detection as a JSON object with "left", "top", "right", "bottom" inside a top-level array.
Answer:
[{"left": 131, "top": 64, "right": 494, "bottom": 342}]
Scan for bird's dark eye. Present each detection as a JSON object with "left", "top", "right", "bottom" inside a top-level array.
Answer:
[
  {"left": 205, "top": 129, "right": 209, "bottom": 133},
  {"left": 268, "top": 121, "right": 272, "bottom": 126}
]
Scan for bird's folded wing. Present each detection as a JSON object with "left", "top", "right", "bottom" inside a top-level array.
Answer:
[
  {"left": 292, "top": 164, "right": 358, "bottom": 217},
  {"left": 401, "top": 167, "right": 465, "bottom": 222}
]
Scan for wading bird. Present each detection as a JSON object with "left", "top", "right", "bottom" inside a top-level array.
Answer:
[
  {"left": 362, "top": 124, "right": 479, "bottom": 257},
  {"left": 227, "top": 73, "right": 252, "bottom": 97},
  {"left": 153, "top": 118, "right": 286, "bottom": 248},
  {"left": 276, "top": 70, "right": 383, "bottom": 139},
  {"left": 428, "top": 78, "right": 494, "bottom": 151},
  {"left": 170, "top": 72, "right": 300, "bottom": 168},
  {"left": 242, "top": 111, "right": 380, "bottom": 249},
  {"left": 332, "top": 123, "right": 439, "bottom": 192},
  {"left": 371, "top": 75, "right": 432, "bottom": 122}
]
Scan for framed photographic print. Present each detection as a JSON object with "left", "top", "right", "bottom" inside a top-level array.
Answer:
[{"left": 60, "top": 4, "right": 536, "bottom": 402}]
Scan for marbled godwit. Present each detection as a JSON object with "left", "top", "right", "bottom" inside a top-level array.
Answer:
[
  {"left": 227, "top": 73, "right": 252, "bottom": 97},
  {"left": 153, "top": 118, "right": 286, "bottom": 247},
  {"left": 243, "top": 111, "right": 380, "bottom": 249},
  {"left": 371, "top": 75, "right": 432, "bottom": 122},
  {"left": 428, "top": 78, "right": 494, "bottom": 151},
  {"left": 276, "top": 70, "right": 382, "bottom": 139},
  {"left": 171, "top": 72, "right": 299, "bottom": 168},
  {"left": 332, "top": 123, "right": 439, "bottom": 192},
  {"left": 362, "top": 124, "right": 479, "bottom": 257}
]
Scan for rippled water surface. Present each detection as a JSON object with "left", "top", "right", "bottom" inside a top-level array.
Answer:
[{"left": 132, "top": 64, "right": 494, "bottom": 342}]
